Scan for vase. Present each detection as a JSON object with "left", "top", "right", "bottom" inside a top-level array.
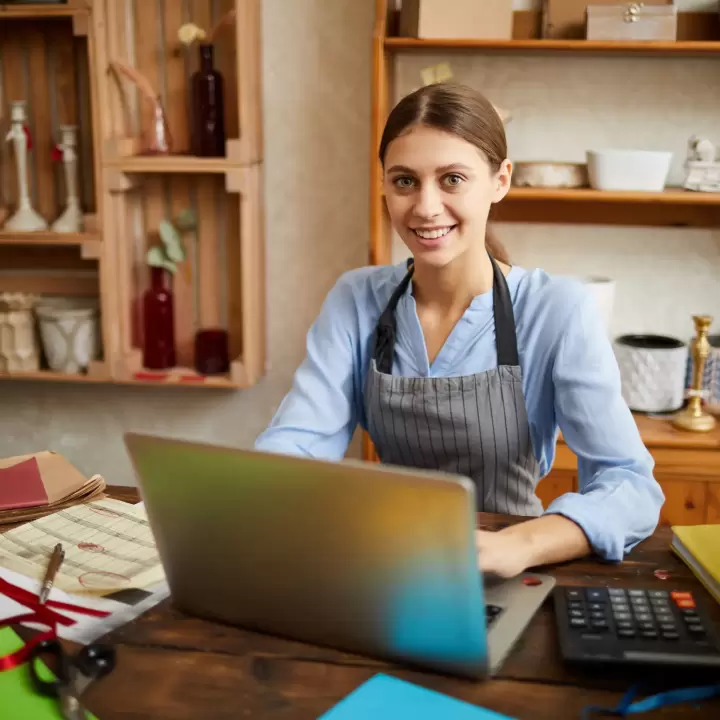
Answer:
[
  {"left": 194, "top": 328, "right": 230, "bottom": 375},
  {"left": 142, "top": 267, "right": 176, "bottom": 370},
  {"left": 51, "top": 125, "right": 84, "bottom": 233},
  {"left": 0, "top": 292, "right": 40, "bottom": 373},
  {"left": 3, "top": 101, "right": 48, "bottom": 232},
  {"left": 191, "top": 44, "right": 226, "bottom": 157}
]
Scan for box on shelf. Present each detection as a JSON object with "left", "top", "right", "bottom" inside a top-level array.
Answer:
[
  {"left": 399, "top": 0, "right": 513, "bottom": 40},
  {"left": 587, "top": 3, "right": 678, "bottom": 41},
  {"left": 542, "top": 0, "right": 672, "bottom": 39}
]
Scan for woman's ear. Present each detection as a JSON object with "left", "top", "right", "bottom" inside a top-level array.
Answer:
[{"left": 491, "top": 159, "right": 513, "bottom": 203}]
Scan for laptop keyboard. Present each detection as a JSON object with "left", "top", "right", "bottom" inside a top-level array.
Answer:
[{"left": 486, "top": 603, "right": 503, "bottom": 627}]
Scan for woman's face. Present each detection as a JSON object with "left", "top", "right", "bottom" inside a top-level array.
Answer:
[{"left": 382, "top": 125, "right": 511, "bottom": 268}]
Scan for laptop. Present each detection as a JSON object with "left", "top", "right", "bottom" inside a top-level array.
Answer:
[{"left": 124, "top": 432, "right": 555, "bottom": 679}]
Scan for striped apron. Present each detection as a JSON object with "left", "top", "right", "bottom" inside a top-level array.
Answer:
[{"left": 364, "top": 255, "right": 542, "bottom": 516}]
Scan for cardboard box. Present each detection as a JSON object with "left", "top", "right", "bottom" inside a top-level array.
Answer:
[
  {"left": 587, "top": 4, "right": 678, "bottom": 41},
  {"left": 542, "top": 0, "right": 673, "bottom": 39},
  {"left": 399, "top": 0, "right": 513, "bottom": 39}
]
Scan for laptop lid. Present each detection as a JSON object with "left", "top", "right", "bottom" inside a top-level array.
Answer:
[{"left": 124, "top": 432, "right": 490, "bottom": 679}]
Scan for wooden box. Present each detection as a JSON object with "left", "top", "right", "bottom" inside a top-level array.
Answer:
[
  {"left": 587, "top": 4, "right": 678, "bottom": 41},
  {"left": 399, "top": 0, "right": 513, "bottom": 39},
  {"left": 542, "top": 0, "right": 672, "bottom": 39}
]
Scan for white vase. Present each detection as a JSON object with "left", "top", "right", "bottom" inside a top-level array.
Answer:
[
  {"left": 583, "top": 276, "right": 615, "bottom": 333},
  {"left": 0, "top": 293, "right": 40, "bottom": 372},
  {"left": 2, "top": 101, "right": 48, "bottom": 232},
  {"left": 35, "top": 298, "right": 100, "bottom": 374},
  {"left": 52, "top": 125, "right": 84, "bottom": 233}
]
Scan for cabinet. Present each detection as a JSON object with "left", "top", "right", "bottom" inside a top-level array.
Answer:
[
  {"left": 540, "top": 414, "right": 720, "bottom": 525},
  {"left": 0, "top": 0, "right": 265, "bottom": 389}
]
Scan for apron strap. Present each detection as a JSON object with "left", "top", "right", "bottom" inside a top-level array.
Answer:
[
  {"left": 489, "top": 254, "right": 519, "bottom": 367},
  {"left": 372, "top": 254, "right": 519, "bottom": 374}
]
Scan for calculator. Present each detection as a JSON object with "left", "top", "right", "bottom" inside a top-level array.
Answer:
[{"left": 553, "top": 586, "right": 720, "bottom": 667}]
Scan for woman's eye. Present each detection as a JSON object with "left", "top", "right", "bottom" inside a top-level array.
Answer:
[
  {"left": 393, "top": 176, "right": 415, "bottom": 189},
  {"left": 443, "top": 174, "right": 464, "bottom": 188}
]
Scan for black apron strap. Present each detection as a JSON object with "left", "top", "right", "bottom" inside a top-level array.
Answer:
[
  {"left": 373, "top": 261, "right": 414, "bottom": 375},
  {"left": 489, "top": 254, "right": 519, "bottom": 367},
  {"left": 372, "top": 255, "right": 519, "bottom": 374}
]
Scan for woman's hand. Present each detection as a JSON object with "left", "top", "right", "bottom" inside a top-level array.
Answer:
[
  {"left": 475, "top": 529, "right": 532, "bottom": 579},
  {"left": 476, "top": 515, "right": 593, "bottom": 578}
]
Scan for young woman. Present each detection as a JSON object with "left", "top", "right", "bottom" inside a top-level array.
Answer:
[{"left": 255, "top": 83, "right": 664, "bottom": 578}]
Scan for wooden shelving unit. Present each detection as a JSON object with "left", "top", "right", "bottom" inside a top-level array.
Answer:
[
  {"left": 369, "top": 1, "right": 720, "bottom": 266},
  {"left": 0, "top": 0, "right": 265, "bottom": 390}
]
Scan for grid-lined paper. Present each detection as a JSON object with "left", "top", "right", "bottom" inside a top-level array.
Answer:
[{"left": 0, "top": 499, "right": 165, "bottom": 596}]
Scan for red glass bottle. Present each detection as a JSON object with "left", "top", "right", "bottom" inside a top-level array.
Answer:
[
  {"left": 142, "top": 267, "right": 176, "bottom": 369},
  {"left": 191, "top": 43, "right": 226, "bottom": 157}
]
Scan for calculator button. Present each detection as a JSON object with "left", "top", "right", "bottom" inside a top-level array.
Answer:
[
  {"left": 568, "top": 601, "right": 584, "bottom": 610},
  {"left": 613, "top": 612, "right": 632, "bottom": 622},
  {"left": 590, "top": 610, "right": 606, "bottom": 619},
  {"left": 655, "top": 613, "right": 674, "bottom": 624},
  {"left": 662, "top": 631, "right": 679, "bottom": 640},
  {"left": 586, "top": 589, "right": 606, "bottom": 602},
  {"left": 569, "top": 609, "right": 585, "bottom": 618},
  {"left": 566, "top": 590, "right": 583, "bottom": 600},
  {"left": 628, "top": 589, "right": 646, "bottom": 598},
  {"left": 631, "top": 597, "right": 649, "bottom": 607},
  {"left": 681, "top": 610, "right": 700, "bottom": 620},
  {"left": 648, "top": 590, "right": 668, "bottom": 599},
  {"left": 687, "top": 624, "right": 706, "bottom": 636},
  {"left": 591, "top": 619, "right": 609, "bottom": 630},
  {"left": 589, "top": 603, "right": 605, "bottom": 612},
  {"left": 570, "top": 618, "right": 587, "bottom": 628},
  {"left": 611, "top": 603, "right": 630, "bottom": 614},
  {"left": 638, "top": 621, "right": 655, "bottom": 631},
  {"left": 641, "top": 630, "right": 658, "bottom": 639},
  {"left": 659, "top": 623, "right": 677, "bottom": 632},
  {"left": 609, "top": 588, "right": 626, "bottom": 597},
  {"left": 618, "top": 628, "right": 636, "bottom": 638},
  {"left": 634, "top": 612, "right": 653, "bottom": 623},
  {"left": 616, "top": 620, "right": 634, "bottom": 630}
]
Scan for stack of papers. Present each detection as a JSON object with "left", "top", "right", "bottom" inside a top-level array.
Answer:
[
  {"left": 0, "top": 451, "right": 105, "bottom": 526},
  {"left": 670, "top": 524, "right": 720, "bottom": 605}
]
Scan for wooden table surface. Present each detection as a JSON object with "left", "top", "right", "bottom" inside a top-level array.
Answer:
[{"left": 14, "top": 486, "right": 720, "bottom": 719}]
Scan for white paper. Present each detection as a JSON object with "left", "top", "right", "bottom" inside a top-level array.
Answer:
[{"left": 0, "top": 566, "right": 169, "bottom": 645}]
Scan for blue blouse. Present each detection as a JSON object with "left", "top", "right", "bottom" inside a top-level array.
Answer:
[{"left": 255, "top": 262, "right": 665, "bottom": 562}]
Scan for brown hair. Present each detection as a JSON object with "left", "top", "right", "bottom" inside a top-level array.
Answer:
[{"left": 378, "top": 83, "right": 510, "bottom": 264}]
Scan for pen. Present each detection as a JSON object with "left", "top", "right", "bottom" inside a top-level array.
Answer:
[{"left": 39, "top": 543, "right": 65, "bottom": 605}]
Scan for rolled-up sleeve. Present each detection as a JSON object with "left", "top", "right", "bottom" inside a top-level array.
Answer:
[
  {"left": 543, "top": 292, "right": 665, "bottom": 562},
  {"left": 254, "top": 276, "right": 361, "bottom": 460}
]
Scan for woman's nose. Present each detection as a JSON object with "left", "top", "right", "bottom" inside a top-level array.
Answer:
[{"left": 413, "top": 186, "right": 443, "bottom": 219}]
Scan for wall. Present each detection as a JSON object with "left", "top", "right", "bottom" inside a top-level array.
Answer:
[
  {"left": 0, "top": 0, "right": 374, "bottom": 485},
  {"left": 3, "top": 0, "right": 719, "bottom": 485}
]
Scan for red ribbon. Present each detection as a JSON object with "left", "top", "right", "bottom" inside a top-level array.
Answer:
[{"left": 0, "top": 576, "right": 111, "bottom": 671}]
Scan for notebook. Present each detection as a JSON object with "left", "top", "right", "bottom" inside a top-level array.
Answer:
[
  {"left": 670, "top": 524, "right": 720, "bottom": 605},
  {"left": 317, "top": 674, "right": 516, "bottom": 719},
  {"left": 0, "top": 627, "right": 98, "bottom": 719}
]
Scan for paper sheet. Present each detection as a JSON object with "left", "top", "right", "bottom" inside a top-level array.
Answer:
[{"left": 0, "top": 498, "right": 165, "bottom": 597}]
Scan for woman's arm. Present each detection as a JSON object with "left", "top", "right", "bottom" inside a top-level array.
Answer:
[
  {"left": 478, "top": 287, "right": 664, "bottom": 577},
  {"left": 254, "top": 274, "right": 363, "bottom": 460}
]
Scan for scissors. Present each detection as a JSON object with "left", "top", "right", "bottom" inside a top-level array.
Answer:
[{"left": 28, "top": 637, "right": 116, "bottom": 720}]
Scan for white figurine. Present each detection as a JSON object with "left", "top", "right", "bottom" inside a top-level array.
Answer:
[
  {"left": 683, "top": 135, "right": 720, "bottom": 193},
  {"left": 51, "top": 125, "right": 84, "bottom": 233},
  {"left": 3, "top": 101, "right": 48, "bottom": 232}
]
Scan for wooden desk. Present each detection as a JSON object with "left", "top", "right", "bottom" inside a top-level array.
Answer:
[
  {"left": 43, "top": 487, "right": 713, "bottom": 719},
  {"left": 538, "top": 413, "right": 720, "bottom": 526}
]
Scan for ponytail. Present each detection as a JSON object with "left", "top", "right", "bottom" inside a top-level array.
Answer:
[{"left": 485, "top": 225, "right": 510, "bottom": 265}]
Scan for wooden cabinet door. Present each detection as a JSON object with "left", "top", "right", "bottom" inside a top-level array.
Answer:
[
  {"left": 536, "top": 470, "right": 575, "bottom": 509},
  {"left": 657, "top": 478, "right": 707, "bottom": 527}
]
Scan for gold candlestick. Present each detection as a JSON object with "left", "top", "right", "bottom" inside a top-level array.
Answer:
[{"left": 671, "top": 314, "right": 716, "bottom": 432}]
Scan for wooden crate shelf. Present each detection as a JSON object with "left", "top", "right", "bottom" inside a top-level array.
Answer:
[{"left": 0, "top": 1, "right": 265, "bottom": 390}]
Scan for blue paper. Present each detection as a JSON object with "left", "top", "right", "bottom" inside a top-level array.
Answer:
[{"left": 318, "top": 674, "right": 516, "bottom": 720}]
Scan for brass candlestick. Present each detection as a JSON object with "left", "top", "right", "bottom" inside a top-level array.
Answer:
[{"left": 671, "top": 314, "right": 716, "bottom": 432}]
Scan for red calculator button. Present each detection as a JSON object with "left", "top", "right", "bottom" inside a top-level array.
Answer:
[
  {"left": 670, "top": 591, "right": 693, "bottom": 602},
  {"left": 677, "top": 598, "right": 696, "bottom": 609}
]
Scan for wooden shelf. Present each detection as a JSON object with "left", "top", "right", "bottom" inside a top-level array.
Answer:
[
  {"left": 384, "top": 37, "right": 720, "bottom": 56},
  {"left": 113, "top": 155, "right": 233, "bottom": 175},
  {"left": 494, "top": 187, "right": 720, "bottom": 227},
  {"left": 0, "top": 3, "right": 86, "bottom": 19},
  {"left": 0, "top": 230, "right": 100, "bottom": 248}
]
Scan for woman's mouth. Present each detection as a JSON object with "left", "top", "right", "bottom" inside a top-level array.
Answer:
[{"left": 411, "top": 225, "right": 457, "bottom": 248}]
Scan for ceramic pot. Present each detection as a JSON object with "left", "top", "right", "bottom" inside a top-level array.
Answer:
[
  {"left": 0, "top": 293, "right": 39, "bottom": 372},
  {"left": 614, "top": 334, "right": 688, "bottom": 413}
]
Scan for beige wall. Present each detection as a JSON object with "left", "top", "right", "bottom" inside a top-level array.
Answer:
[
  {"left": 3, "top": 0, "right": 720, "bottom": 485},
  {"left": 0, "top": 0, "right": 374, "bottom": 485}
]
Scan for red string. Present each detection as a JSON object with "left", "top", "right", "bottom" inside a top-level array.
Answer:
[{"left": 0, "top": 577, "right": 111, "bottom": 672}]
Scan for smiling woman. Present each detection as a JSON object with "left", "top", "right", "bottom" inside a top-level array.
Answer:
[{"left": 254, "top": 83, "right": 664, "bottom": 580}]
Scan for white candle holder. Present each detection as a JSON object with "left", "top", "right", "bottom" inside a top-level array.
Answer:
[
  {"left": 2, "top": 101, "right": 48, "bottom": 233},
  {"left": 52, "top": 125, "right": 84, "bottom": 233}
]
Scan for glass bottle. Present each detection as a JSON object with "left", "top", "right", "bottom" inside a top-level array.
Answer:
[
  {"left": 142, "top": 267, "right": 176, "bottom": 369},
  {"left": 191, "top": 44, "right": 226, "bottom": 157}
]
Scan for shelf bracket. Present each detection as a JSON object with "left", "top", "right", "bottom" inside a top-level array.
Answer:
[
  {"left": 225, "top": 168, "right": 247, "bottom": 194},
  {"left": 104, "top": 168, "right": 136, "bottom": 193},
  {"left": 72, "top": 12, "right": 89, "bottom": 38}
]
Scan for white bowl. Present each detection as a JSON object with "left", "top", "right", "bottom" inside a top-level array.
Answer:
[{"left": 586, "top": 150, "right": 672, "bottom": 192}]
